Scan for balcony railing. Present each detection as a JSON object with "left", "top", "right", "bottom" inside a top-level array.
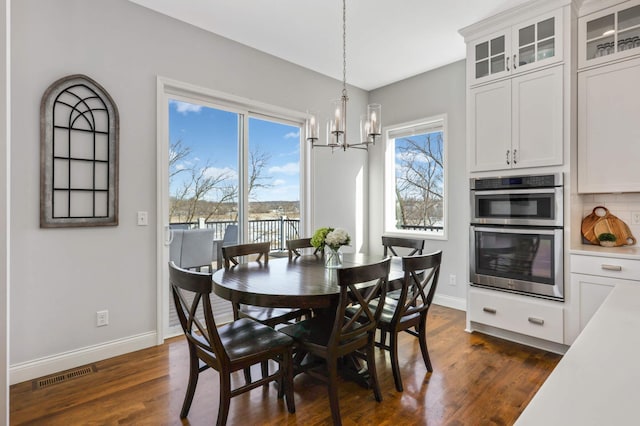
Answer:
[{"left": 170, "top": 218, "right": 301, "bottom": 251}]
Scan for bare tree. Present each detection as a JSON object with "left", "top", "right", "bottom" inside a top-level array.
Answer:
[
  {"left": 169, "top": 139, "right": 233, "bottom": 222},
  {"left": 169, "top": 139, "right": 191, "bottom": 179},
  {"left": 395, "top": 132, "right": 444, "bottom": 229},
  {"left": 248, "top": 146, "right": 272, "bottom": 200},
  {"left": 176, "top": 162, "right": 236, "bottom": 224},
  {"left": 169, "top": 140, "right": 273, "bottom": 224}
]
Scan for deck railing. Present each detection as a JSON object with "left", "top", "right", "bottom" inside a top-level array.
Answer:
[{"left": 170, "top": 218, "right": 301, "bottom": 251}]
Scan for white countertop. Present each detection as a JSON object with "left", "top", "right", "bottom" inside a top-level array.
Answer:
[
  {"left": 515, "top": 282, "right": 640, "bottom": 425},
  {"left": 570, "top": 243, "right": 640, "bottom": 260}
]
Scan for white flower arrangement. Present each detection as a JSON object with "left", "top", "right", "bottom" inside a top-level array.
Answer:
[
  {"left": 311, "top": 227, "right": 351, "bottom": 251},
  {"left": 324, "top": 228, "right": 350, "bottom": 250}
]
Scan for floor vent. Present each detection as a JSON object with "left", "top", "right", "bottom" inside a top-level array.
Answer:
[{"left": 32, "top": 364, "right": 97, "bottom": 390}]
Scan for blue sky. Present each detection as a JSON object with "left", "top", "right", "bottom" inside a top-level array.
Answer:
[{"left": 169, "top": 99, "right": 301, "bottom": 202}]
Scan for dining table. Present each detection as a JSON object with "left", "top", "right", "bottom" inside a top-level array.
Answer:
[
  {"left": 211, "top": 252, "right": 404, "bottom": 311},
  {"left": 212, "top": 252, "right": 404, "bottom": 388}
]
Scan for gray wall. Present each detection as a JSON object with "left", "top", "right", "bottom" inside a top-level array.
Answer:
[
  {"left": 10, "top": 0, "right": 369, "bottom": 377},
  {"left": 367, "top": 60, "right": 468, "bottom": 307}
]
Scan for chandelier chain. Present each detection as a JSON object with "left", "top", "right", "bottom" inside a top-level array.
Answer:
[{"left": 342, "top": 0, "right": 347, "bottom": 97}]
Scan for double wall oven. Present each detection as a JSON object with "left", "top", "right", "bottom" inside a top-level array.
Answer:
[{"left": 470, "top": 173, "right": 564, "bottom": 300}]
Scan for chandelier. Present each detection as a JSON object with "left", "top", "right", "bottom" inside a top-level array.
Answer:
[{"left": 306, "top": 0, "right": 382, "bottom": 151}]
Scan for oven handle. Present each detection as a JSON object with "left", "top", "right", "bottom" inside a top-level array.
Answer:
[
  {"left": 470, "top": 225, "right": 561, "bottom": 236},
  {"left": 470, "top": 187, "right": 560, "bottom": 196}
]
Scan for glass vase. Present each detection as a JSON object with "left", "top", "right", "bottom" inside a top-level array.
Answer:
[{"left": 325, "top": 246, "right": 342, "bottom": 269}]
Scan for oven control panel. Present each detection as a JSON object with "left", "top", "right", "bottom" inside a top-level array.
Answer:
[{"left": 471, "top": 173, "right": 562, "bottom": 190}]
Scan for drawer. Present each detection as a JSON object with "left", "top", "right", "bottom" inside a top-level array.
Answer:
[
  {"left": 571, "top": 254, "right": 640, "bottom": 281},
  {"left": 469, "top": 288, "right": 564, "bottom": 343}
]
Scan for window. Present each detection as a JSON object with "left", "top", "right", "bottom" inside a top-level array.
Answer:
[
  {"left": 168, "top": 100, "right": 304, "bottom": 251},
  {"left": 383, "top": 115, "right": 447, "bottom": 239}
]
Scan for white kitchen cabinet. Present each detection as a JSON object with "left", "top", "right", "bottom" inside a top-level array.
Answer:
[
  {"left": 468, "top": 9, "right": 563, "bottom": 86},
  {"left": 469, "top": 65, "right": 564, "bottom": 172},
  {"left": 569, "top": 253, "right": 640, "bottom": 342},
  {"left": 578, "top": 0, "right": 640, "bottom": 69},
  {"left": 577, "top": 56, "right": 640, "bottom": 192},
  {"left": 469, "top": 287, "right": 564, "bottom": 343}
]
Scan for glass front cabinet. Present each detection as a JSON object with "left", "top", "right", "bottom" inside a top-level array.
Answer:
[
  {"left": 468, "top": 10, "right": 563, "bottom": 86},
  {"left": 579, "top": 0, "right": 640, "bottom": 69}
]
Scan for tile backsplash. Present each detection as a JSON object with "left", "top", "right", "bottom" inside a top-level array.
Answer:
[{"left": 581, "top": 193, "right": 640, "bottom": 246}]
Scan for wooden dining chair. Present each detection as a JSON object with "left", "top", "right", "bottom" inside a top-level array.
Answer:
[
  {"left": 372, "top": 251, "right": 442, "bottom": 392},
  {"left": 168, "top": 262, "right": 295, "bottom": 426},
  {"left": 222, "top": 241, "right": 270, "bottom": 269},
  {"left": 382, "top": 235, "right": 425, "bottom": 257},
  {"left": 286, "top": 237, "right": 319, "bottom": 260},
  {"left": 222, "top": 242, "right": 308, "bottom": 327},
  {"left": 382, "top": 236, "right": 425, "bottom": 301},
  {"left": 222, "top": 242, "right": 309, "bottom": 381},
  {"left": 279, "top": 258, "right": 391, "bottom": 426}
]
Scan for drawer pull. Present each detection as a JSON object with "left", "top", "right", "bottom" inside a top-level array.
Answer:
[
  {"left": 528, "top": 317, "right": 544, "bottom": 326},
  {"left": 483, "top": 307, "right": 497, "bottom": 314},
  {"left": 601, "top": 264, "right": 622, "bottom": 272}
]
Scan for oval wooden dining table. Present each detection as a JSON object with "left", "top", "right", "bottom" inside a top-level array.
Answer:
[{"left": 212, "top": 253, "right": 403, "bottom": 310}]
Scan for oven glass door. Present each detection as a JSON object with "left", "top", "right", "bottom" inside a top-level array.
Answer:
[
  {"left": 470, "top": 226, "right": 563, "bottom": 300},
  {"left": 471, "top": 187, "right": 562, "bottom": 226}
]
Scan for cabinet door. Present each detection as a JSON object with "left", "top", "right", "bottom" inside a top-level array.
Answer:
[
  {"left": 570, "top": 273, "right": 617, "bottom": 338},
  {"left": 578, "top": 0, "right": 640, "bottom": 69},
  {"left": 512, "top": 10, "right": 564, "bottom": 74},
  {"left": 578, "top": 57, "right": 640, "bottom": 193},
  {"left": 469, "top": 80, "right": 512, "bottom": 172},
  {"left": 467, "top": 30, "right": 512, "bottom": 86},
  {"left": 512, "top": 65, "right": 564, "bottom": 169}
]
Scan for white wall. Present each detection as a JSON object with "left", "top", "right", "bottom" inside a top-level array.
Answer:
[
  {"left": 10, "top": 0, "right": 368, "bottom": 382},
  {"left": 1, "top": 0, "right": 9, "bottom": 420},
  {"left": 367, "top": 60, "right": 468, "bottom": 309}
]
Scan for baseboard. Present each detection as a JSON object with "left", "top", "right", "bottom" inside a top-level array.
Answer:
[
  {"left": 9, "top": 331, "right": 157, "bottom": 385},
  {"left": 433, "top": 294, "right": 466, "bottom": 311}
]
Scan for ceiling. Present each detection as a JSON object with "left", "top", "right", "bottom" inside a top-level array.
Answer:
[{"left": 129, "top": 0, "right": 531, "bottom": 91}]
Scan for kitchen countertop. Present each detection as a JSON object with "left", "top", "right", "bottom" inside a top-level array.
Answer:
[
  {"left": 514, "top": 282, "right": 640, "bottom": 425},
  {"left": 570, "top": 243, "right": 640, "bottom": 260}
]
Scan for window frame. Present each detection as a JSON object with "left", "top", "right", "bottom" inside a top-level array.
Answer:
[{"left": 382, "top": 114, "right": 448, "bottom": 241}]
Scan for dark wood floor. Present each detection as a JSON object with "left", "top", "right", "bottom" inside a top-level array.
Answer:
[{"left": 10, "top": 306, "right": 561, "bottom": 425}]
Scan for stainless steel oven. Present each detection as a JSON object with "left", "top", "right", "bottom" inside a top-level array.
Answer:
[
  {"left": 470, "top": 173, "right": 564, "bottom": 300},
  {"left": 470, "top": 225, "right": 563, "bottom": 300}
]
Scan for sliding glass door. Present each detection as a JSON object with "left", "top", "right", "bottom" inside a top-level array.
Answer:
[{"left": 160, "top": 84, "right": 306, "bottom": 336}]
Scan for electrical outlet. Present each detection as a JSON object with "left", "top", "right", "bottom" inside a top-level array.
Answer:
[
  {"left": 96, "top": 310, "right": 109, "bottom": 327},
  {"left": 449, "top": 274, "right": 456, "bottom": 286},
  {"left": 632, "top": 211, "right": 640, "bottom": 225},
  {"left": 137, "top": 211, "right": 148, "bottom": 226}
]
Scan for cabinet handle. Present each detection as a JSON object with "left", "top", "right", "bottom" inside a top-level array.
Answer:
[
  {"left": 513, "top": 149, "right": 517, "bottom": 164},
  {"left": 601, "top": 264, "right": 622, "bottom": 271},
  {"left": 506, "top": 150, "right": 510, "bottom": 165},
  {"left": 506, "top": 56, "right": 510, "bottom": 71},
  {"left": 513, "top": 54, "right": 517, "bottom": 69},
  {"left": 528, "top": 317, "right": 544, "bottom": 326},
  {"left": 483, "top": 307, "right": 497, "bottom": 314}
]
